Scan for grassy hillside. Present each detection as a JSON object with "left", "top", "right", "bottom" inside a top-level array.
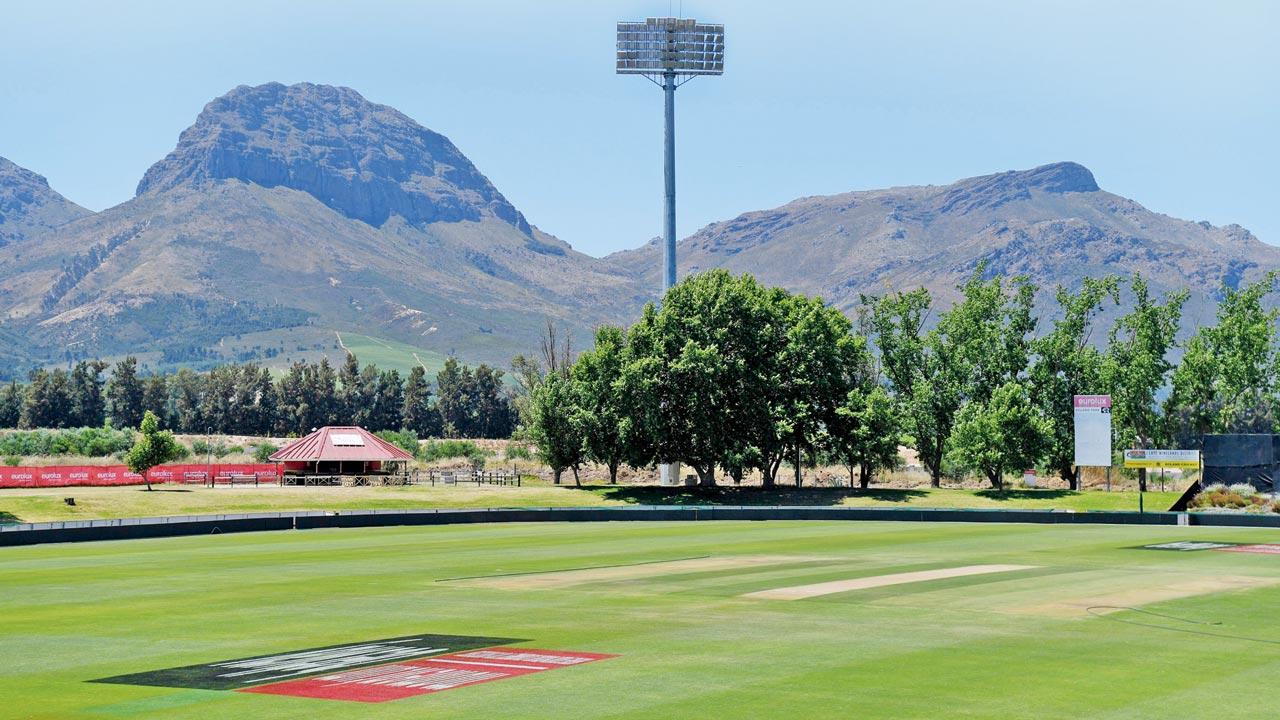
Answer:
[{"left": 334, "top": 332, "right": 451, "bottom": 376}]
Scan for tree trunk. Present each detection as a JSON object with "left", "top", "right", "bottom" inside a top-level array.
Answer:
[
  {"left": 989, "top": 469, "right": 1003, "bottom": 490},
  {"left": 731, "top": 467, "right": 744, "bottom": 485},
  {"left": 696, "top": 465, "right": 716, "bottom": 487},
  {"left": 794, "top": 442, "right": 802, "bottom": 488},
  {"left": 553, "top": 468, "right": 562, "bottom": 485},
  {"left": 930, "top": 466, "right": 941, "bottom": 489},
  {"left": 763, "top": 457, "right": 782, "bottom": 488},
  {"left": 1059, "top": 464, "right": 1079, "bottom": 491},
  {"left": 860, "top": 462, "right": 871, "bottom": 490},
  {"left": 572, "top": 464, "right": 581, "bottom": 487},
  {"left": 608, "top": 462, "right": 619, "bottom": 485}
]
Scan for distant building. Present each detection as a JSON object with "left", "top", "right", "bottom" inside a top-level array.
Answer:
[{"left": 270, "top": 426, "right": 414, "bottom": 476}]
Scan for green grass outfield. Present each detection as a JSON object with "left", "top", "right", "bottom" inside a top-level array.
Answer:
[
  {"left": 5, "top": 521, "right": 1280, "bottom": 718},
  {"left": 0, "top": 485, "right": 1183, "bottom": 524}
]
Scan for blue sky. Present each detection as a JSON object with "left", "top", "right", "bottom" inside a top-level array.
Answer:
[{"left": 2, "top": 0, "right": 1276, "bottom": 256}]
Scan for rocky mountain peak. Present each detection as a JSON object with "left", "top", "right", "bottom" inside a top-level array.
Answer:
[
  {"left": 0, "top": 155, "right": 91, "bottom": 245},
  {"left": 135, "top": 82, "right": 531, "bottom": 234},
  {"left": 936, "top": 162, "right": 1099, "bottom": 215}
]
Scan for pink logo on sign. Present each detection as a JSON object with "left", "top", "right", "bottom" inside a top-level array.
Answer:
[{"left": 1074, "top": 395, "right": 1111, "bottom": 409}]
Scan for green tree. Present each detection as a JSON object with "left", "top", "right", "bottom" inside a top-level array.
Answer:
[
  {"left": 371, "top": 369, "right": 405, "bottom": 432},
  {"left": 142, "top": 374, "right": 171, "bottom": 426},
  {"left": 0, "top": 381, "right": 22, "bottom": 428},
  {"left": 69, "top": 360, "right": 108, "bottom": 427},
  {"left": 169, "top": 368, "right": 206, "bottom": 433},
  {"left": 950, "top": 381, "right": 1050, "bottom": 489},
  {"left": 402, "top": 366, "right": 442, "bottom": 438},
  {"left": 471, "top": 365, "right": 517, "bottom": 438},
  {"left": 871, "top": 270, "right": 1036, "bottom": 487},
  {"left": 337, "top": 353, "right": 364, "bottom": 424},
  {"left": 105, "top": 357, "right": 145, "bottom": 429},
  {"left": 830, "top": 385, "right": 902, "bottom": 489},
  {"left": 436, "top": 357, "right": 471, "bottom": 437},
  {"left": 125, "top": 410, "right": 183, "bottom": 492},
  {"left": 941, "top": 271, "right": 1037, "bottom": 405},
  {"left": 572, "top": 326, "right": 629, "bottom": 484},
  {"left": 624, "top": 271, "right": 784, "bottom": 486},
  {"left": 436, "top": 358, "right": 516, "bottom": 439},
  {"left": 1166, "top": 275, "right": 1279, "bottom": 444},
  {"left": 20, "top": 369, "right": 73, "bottom": 429},
  {"left": 773, "top": 294, "right": 860, "bottom": 487},
  {"left": 306, "top": 358, "right": 340, "bottom": 430},
  {"left": 526, "top": 372, "right": 585, "bottom": 485},
  {"left": 1102, "top": 275, "right": 1187, "bottom": 490},
  {"left": 1029, "top": 277, "right": 1119, "bottom": 488}
]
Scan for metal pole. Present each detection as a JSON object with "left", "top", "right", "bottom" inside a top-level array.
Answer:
[
  {"left": 206, "top": 426, "right": 212, "bottom": 488},
  {"left": 658, "top": 69, "right": 682, "bottom": 488},
  {"left": 662, "top": 69, "right": 677, "bottom": 293}
]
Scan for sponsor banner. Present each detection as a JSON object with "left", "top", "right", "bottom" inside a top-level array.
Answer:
[
  {"left": 93, "top": 634, "right": 523, "bottom": 691},
  {"left": 1142, "top": 541, "right": 1240, "bottom": 552},
  {"left": 242, "top": 648, "right": 617, "bottom": 703},
  {"left": 0, "top": 463, "right": 280, "bottom": 489},
  {"left": 1073, "top": 394, "right": 1112, "bottom": 467},
  {"left": 1217, "top": 544, "right": 1280, "bottom": 555},
  {"left": 1123, "top": 449, "right": 1200, "bottom": 470}
]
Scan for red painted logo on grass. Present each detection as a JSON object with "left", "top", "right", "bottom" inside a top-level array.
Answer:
[
  {"left": 241, "top": 648, "right": 616, "bottom": 703},
  {"left": 1216, "top": 544, "right": 1280, "bottom": 555}
]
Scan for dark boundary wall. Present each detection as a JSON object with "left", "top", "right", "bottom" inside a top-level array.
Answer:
[{"left": 4, "top": 506, "right": 1280, "bottom": 547}]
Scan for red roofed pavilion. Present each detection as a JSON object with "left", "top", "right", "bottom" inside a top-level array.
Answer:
[{"left": 270, "top": 426, "right": 414, "bottom": 477}]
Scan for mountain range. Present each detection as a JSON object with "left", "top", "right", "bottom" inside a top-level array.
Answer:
[{"left": 0, "top": 82, "right": 1274, "bottom": 377}]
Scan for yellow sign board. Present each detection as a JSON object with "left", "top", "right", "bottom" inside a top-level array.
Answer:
[{"left": 1123, "top": 449, "right": 1199, "bottom": 470}]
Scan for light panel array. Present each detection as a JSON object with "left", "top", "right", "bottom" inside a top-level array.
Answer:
[{"left": 617, "top": 17, "right": 725, "bottom": 76}]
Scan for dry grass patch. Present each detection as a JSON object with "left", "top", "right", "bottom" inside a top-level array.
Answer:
[{"left": 1012, "top": 574, "right": 1280, "bottom": 618}]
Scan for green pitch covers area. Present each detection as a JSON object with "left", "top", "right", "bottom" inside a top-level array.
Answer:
[{"left": 5, "top": 521, "right": 1280, "bottom": 718}]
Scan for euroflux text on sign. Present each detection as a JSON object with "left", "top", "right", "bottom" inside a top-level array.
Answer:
[{"left": 1073, "top": 395, "right": 1112, "bottom": 467}]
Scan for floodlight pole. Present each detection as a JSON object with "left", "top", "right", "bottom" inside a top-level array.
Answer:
[{"left": 662, "top": 69, "right": 678, "bottom": 293}]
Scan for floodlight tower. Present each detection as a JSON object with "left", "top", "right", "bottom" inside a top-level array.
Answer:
[
  {"left": 617, "top": 17, "right": 725, "bottom": 294},
  {"left": 618, "top": 17, "right": 724, "bottom": 487}
]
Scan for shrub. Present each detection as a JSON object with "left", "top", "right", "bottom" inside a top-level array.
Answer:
[
  {"left": 252, "top": 442, "right": 278, "bottom": 463},
  {"left": 504, "top": 443, "right": 535, "bottom": 461},
  {"left": 3, "top": 456, "right": 21, "bottom": 466},
  {"left": 1228, "top": 483, "right": 1258, "bottom": 497},
  {"left": 375, "top": 430, "right": 421, "bottom": 458},
  {"left": 0, "top": 427, "right": 135, "bottom": 458},
  {"left": 190, "top": 439, "right": 241, "bottom": 458},
  {"left": 420, "top": 439, "right": 488, "bottom": 464}
]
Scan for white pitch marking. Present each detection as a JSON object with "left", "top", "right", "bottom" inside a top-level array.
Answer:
[{"left": 743, "top": 564, "right": 1037, "bottom": 600}]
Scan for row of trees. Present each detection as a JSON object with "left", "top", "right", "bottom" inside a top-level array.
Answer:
[
  {"left": 524, "top": 268, "right": 1280, "bottom": 490},
  {"left": 523, "top": 272, "right": 899, "bottom": 486},
  {"left": 0, "top": 354, "right": 518, "bottom": 439}
]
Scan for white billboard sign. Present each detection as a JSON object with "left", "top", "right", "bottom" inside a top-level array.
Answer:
[{"left": 1073, "top": 395, "right": 1112, "bottom": 467}]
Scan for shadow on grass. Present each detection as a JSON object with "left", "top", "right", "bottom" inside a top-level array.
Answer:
[
  {"left": 0, "top": 510, "right": 20, "bottom": 524},
  {"left": 138, "top": 488, "right": 193, "bottom": 493},
  {"left": 567, "top": 485, "right": 930, "bottom": 507},
  {"left": 972, "top": 489, "right": 1078, "bottom": 502}
]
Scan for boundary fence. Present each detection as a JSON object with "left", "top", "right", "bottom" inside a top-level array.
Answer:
[{"left": 3, "top": 505, "right": 1280, "bottom": 547}]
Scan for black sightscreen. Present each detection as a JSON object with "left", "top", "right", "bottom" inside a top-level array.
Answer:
[{"left": 1203, "top": 434, "right": 1279, "bottom": 491}]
